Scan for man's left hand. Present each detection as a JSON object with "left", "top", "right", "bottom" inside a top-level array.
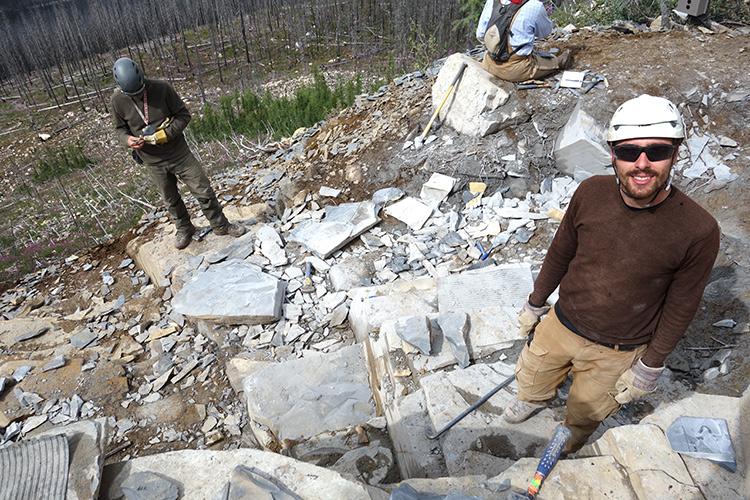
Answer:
[
  {"left": 142, "top": 129, "right": 168, "bottom": 145},
  {"left": 614, "top": 359, "right": 664, "bottom": 404}
]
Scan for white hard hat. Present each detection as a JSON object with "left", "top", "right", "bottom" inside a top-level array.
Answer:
[{"left": 607, "top": 95, "right": 685, "bottom": 142}]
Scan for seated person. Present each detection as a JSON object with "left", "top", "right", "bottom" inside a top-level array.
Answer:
[{"left": 476, "top": 0, "right": 570, "bottom": 82}]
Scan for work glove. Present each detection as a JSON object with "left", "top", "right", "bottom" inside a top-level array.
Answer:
[
  {"left": 518, "top": 301, "right": 549, "bottom": 338},
  {"left": 142, "top": 129, "right": 168, "bottom": 145},
  {"left": 614, "top": 359, "right": 664, "bottom": 404}
]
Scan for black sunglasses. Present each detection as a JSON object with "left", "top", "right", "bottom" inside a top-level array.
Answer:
[{"left": 613, "top": 144, "right": 676, "bottom": 162}]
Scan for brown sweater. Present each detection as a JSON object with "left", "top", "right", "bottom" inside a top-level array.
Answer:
[
  {"left": 111, "top": 79, "right": 191, "bottom": 165},
  {"left": 530, "top": 175, "right": 720, "bottom": 367}
]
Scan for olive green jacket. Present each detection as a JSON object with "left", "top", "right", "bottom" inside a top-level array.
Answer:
[{"left": 111, "top": 79, "right": 191, "bottom": 165}]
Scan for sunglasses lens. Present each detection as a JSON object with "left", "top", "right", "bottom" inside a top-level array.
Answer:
[
  {"left": 614, "top": 145, "right": 674, "bottom": 162},
  {"left": 645, "top": 145, "right": 675, "bottom": 161},
  {"left": 614, "top": 146, "right": 641, "bottom": 162}
]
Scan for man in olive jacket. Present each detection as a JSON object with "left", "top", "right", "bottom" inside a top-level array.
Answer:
[{"left": 111, "top": 57, "right": 245, "bottom": 249}]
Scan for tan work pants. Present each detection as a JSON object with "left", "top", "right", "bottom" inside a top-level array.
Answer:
[
  {"left": 482, "top": 52, "right": 565, "bottom": 83},
  {"left": 515, "top": 308, "right": 647, "bottom": 452}
]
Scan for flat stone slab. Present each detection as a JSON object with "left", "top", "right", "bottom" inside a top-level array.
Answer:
[
  {"left": 641, "top": 392, "right": 745, "bottom": 500},
  {"left": 100, "top": 449, "right": 388, "bottom": 500},
  {"left": 419, "top": 172, "right": 457, "bottom": 207},
  {"left": 172, "top": 260, "right": 285, "bottom": 325},
  {"left": 392, "top": 315, "right": 431, "bottom": 355},
  {"left": 392, "top": 476, "right": 506, "bottom": 498},
  {"left": 493, "top": 456, "right": 637, "bottom": 499},
  {"left": 384, "top": 197, "right": 433, "bottom": 230},
  {"left": 288, "top": 201, "right": 379, "bottom": 258},
  {"left": 437, "top": 312, "right": 470, "bottom": 368},
  {"left": 243, "top": 345, "right": 375, "bottom": 441}
]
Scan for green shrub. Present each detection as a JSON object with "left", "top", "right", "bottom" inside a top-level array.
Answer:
[
  {"left": 33, "top": 143, "right": 92, "bottom": 184},
  {"left": 709, "top": 0, "right": 750, "bottom": 23},
  {"left": 191, "top": 70, "right": 363, "bottom": 141}
]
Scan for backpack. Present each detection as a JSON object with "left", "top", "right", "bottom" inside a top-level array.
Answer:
[{"left": 483, "top": 0, "right": 529, "bottom": 63}]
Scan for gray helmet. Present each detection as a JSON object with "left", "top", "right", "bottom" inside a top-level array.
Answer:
[{"left": 113, "top": 57, "right": 145, "bottom": 95}]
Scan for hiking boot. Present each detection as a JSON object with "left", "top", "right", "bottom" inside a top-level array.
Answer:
[
  {"left": 214, "top": 222, "right": 246, "bottom": 237},
  {"left": 174, "top": 226, "right": 196, "bottom": 250},
  {"left": 503, "top": 397, "right": 546, "bottom": 424}
]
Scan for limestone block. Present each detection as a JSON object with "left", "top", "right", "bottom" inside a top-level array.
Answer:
[
  {"left": 100, "top": 449, "right": 389, "bottom": 500},
  {"left": 432, "top": 53, "right": 527, "bottom": 137},
  {"left": 580, "top": 424, "right": 693, "bottom": 486},
  {"left": 437, "top": 263, "right": 533, "bottom": 357},
  {"left": 554, "top": 102, "right": 613, "bottom": 178},
  {"left": 349, "top": 277, "right": 438, "bottom": 343},
  {"left": 384, "top": 389, "right": 448, "bottom": 479},
  {"left": 121, "top": 471, "right": 179, "bottom": 500},
  {"left": 172, "top": 260, "right": 285, "bottom": 325},
  {"left": 225, "top": 357, "right": 273, "bottom": 395},
  {"left": 641, "top": 392, "right": 744, "bottom": 500},
  {"left": 492, "top": 456, "right": 637, "bottom": 499},
  {"left": 393, "top": 476, "right": 500, "bottom": 498},
  {"left": 629, "top": 469, "right": 703, "bottom": 500},
  {"left": 243, "top": 345, "right": 375, "bottom": 441},
  {"left": 452, "top": 450, "right": 515, "bottom": 478}
]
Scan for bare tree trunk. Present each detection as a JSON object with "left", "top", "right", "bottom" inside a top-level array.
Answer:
[{"left": 238, "top": 3, "right": 251, "bottom": 63}]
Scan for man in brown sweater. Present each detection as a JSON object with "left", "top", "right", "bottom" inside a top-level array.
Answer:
[
  {"left": 111, "top": 57, "right": 245, "bottom": 249},
  {"left": 506, "top": 95, "right": 720, "bottom": 452}
]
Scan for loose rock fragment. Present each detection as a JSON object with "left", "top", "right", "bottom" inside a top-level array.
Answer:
[{"left": 438, "top": 312, "right": 470, "bottom": 368}]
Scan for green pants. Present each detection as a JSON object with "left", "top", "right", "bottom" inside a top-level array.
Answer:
[{"left": 146, "top": 152, "right": 228, "bottom": 232}]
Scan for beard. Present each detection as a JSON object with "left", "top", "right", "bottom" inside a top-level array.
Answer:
[{"left": 615, "top": 166, "right": 671, "bottom": 201}]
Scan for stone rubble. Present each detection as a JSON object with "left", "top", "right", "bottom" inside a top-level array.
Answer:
[{"left": 0, "top": 24, "right": 747, "bottom": 498}]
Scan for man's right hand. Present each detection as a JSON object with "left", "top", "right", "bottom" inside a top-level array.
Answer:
[
  {"left": 127, "top": 136, "right": 145, "bottom": 149},
  {"left": 518, "top": 301, "right": 550, "bottom": 337}
]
